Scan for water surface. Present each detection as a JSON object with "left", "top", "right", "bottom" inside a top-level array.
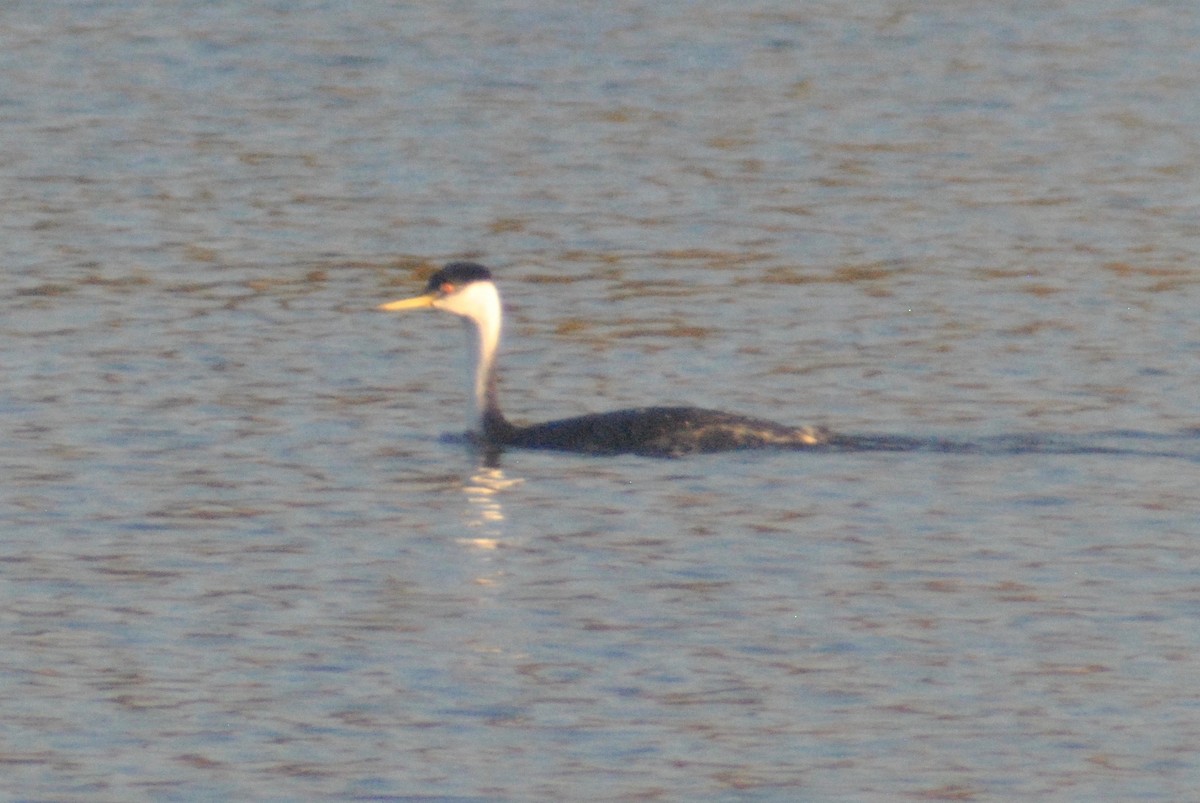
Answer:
[{"left": 2, "top": 1, "right": 1199, "bottom": 800}]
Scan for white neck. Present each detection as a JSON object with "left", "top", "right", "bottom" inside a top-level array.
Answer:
[{"left": 436, "top": 281, "right": 502, "bottom": 433}]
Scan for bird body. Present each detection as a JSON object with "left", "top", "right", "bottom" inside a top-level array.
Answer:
[{"left": 379, "top": 262, "right": 828, "bottom": 457}]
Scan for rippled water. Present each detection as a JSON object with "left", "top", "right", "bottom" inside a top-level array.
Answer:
[{"left": 4, "top": 1, "right": 1200, "bottom": 800}]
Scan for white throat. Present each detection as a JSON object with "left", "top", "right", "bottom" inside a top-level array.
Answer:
[{"left": 436, "top": 281, "right": 502, "bottom": 432}]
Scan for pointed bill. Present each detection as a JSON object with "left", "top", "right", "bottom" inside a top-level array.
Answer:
[{"left": 378, "top": 293, "right": 436, "bottom": 312}]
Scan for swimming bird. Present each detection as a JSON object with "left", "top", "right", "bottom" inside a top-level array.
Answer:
[{"left": 378, "top": 262, "right": 830, "bottom": 457}]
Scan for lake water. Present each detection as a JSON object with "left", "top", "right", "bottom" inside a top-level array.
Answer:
[{"left": 3, "top": 1, "right": 1200, "bottom": 800}]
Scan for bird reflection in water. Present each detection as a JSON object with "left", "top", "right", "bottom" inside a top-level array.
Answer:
[{"left": 458, "top": 465, "right": 522, "bottom": 555}]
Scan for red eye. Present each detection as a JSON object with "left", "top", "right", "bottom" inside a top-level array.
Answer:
[{"left": 440, "top": 283, "right": 455, "bottom": 294}]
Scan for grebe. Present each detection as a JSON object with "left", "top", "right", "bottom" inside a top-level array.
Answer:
[{"left": 378, "top": 262, "right": 830, "bottom": 457}]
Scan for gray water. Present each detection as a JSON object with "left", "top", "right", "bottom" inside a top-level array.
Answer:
[{"left": 4, "top": 1, "right": 1200, "bottom": 800}]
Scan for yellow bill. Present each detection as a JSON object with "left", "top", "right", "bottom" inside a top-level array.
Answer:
[{"left": 378, "top": 293, "right": 436, "bottom": 312}]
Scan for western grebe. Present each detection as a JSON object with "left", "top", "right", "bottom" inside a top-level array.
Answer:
[{"left": 378, "top": 262, "right": 830, "bottom": 457}]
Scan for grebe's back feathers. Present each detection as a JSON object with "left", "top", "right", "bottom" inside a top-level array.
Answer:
[{"left": 485, "top": 405, "right": 828, "bottom": 457}]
